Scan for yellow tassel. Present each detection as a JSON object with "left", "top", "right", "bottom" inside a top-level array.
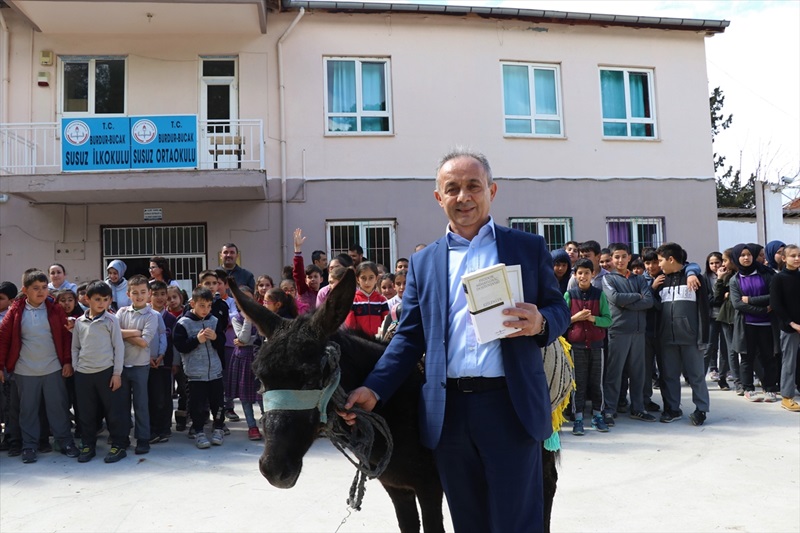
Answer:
[{"left": 550, "top": 336, "right": 576, "bottom": 433}]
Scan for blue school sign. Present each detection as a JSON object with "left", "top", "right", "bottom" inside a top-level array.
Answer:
[{"left": 61, "top": 115, "right": 198, "bottom": 172}]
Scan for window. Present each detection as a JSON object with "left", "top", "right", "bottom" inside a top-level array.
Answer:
[
  {"left": 502, "top": 63, "right": 563, "bottom": 136},
  {"left": 324, "top": 58, "right": 392, "bottom": 134},
  {"left": 61, "top": 57, "right": 126, "bottom": 115},
  {"left": 326, "top": 220, "right": 397, "bottom": 268},
  {"left": 101, "top": 224, "right": 207, "bottom": 291},
  {"left": 509, "top": 217, "right": 572, "bottom": 251},
  {"left": 606, "top": 217, "right": 664, "bottom": 255},
  {"left": 599, "top": 68, "right": 656, "bottom": 138}
]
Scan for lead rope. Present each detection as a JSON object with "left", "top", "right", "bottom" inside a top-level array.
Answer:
[{"left": 322, "top": 383, "right": 394, "bottom": 511}]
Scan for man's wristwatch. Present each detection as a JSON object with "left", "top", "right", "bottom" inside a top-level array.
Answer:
[{"left": 537, "top": 316, "right": 547, "bottom": 336}]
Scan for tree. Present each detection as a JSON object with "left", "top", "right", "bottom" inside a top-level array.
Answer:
[{"left": 711, "top": 87, "right": 755, "bottom": 208}]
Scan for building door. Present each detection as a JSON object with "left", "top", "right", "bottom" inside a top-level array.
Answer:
[
  {"left": 200, "top": 58, "right": 239, "bottom": 169},
  {"left": 101, "top": 224, "right": 207, "bottom": 292}
]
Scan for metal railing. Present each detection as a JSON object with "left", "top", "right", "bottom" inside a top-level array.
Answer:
[{"left": 0, "top": 119, "right": 264, "bottom": 175}]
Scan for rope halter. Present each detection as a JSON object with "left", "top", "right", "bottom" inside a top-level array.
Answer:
[{"left": 262, "top": 342, "right": 341, "bottom": 424}]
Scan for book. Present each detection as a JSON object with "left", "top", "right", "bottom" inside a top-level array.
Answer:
[{"left": 461, "top": 263, "right": 519, "bottom": 344}]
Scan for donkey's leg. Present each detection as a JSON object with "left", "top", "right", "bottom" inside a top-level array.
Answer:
[
  {"left": 542, "top": 448, "right": 558, "bottom": 533},
  {"left": 415, "top": 477, "right": 445, "bottom": 533},
  {"left": 381, "top": 484, "right": 421, "bottom": 533}
]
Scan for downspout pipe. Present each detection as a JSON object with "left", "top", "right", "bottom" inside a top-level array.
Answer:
[
  {"left": 0, "top": 10, "right": 10, "bottom": 124},
  {"left": 277, "top": 7, "right": 304, "bottom": 265}
]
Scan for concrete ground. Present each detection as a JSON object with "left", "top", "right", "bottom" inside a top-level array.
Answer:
[{"left": 1, "top": 381, "right": 798, "bottom": 533}]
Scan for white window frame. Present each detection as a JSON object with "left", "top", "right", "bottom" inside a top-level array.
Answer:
[
  {"left": 59, "top": 56, "right": 128, "bottom": 117},
  {"left": 326, "top": 219, "right": 397, "bottom": 268},
  {"left": 605, "top": 216, "right": 665, "bottom": 255},
  {"left": 508, "top": 217, "right": 573, "bottom": 251},
  {"left": 598, "top": 67, "right": 657, "bottom": 139},
  {"left": 501, "top": 62, "right": 564, "bottom": 138},
  {"left": 323, "top": 57, "right": 393, "bottom": 136}
]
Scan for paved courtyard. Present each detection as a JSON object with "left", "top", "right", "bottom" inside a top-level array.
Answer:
[{"left": 1, "top": 381, "right": 798, "bottom": 533}]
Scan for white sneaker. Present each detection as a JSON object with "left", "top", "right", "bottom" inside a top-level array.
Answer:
[
  {"left": 195, "top": 432, "right": 211, "bottom": 449},
  {"left": 763, "top": 392, "right": 778, "bottom": 403},
  {"left": 211, "top": 428, "right": 224, "bottom": 446},
  {"left": 745, "top": 390, "right": 764, "bottom": 402}
]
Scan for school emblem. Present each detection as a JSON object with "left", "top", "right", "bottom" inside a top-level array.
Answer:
[
  {"left": 64, "top": 121, "right": 90, "bottom": 146},
  {"left": 132, "top": 119, "right": 157, "bottom": 144}
]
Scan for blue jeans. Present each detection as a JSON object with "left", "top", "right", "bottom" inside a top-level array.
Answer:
[
  {"left": 119, "top": 365, "right": 151, "bottom": 443},
  {"left": 241, "top": 401, "right": 258, "bottom": 429}
]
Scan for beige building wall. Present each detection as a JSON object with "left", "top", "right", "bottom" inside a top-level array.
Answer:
[{"left": 0, "top": 6, "right": 719, "bottom": 287}]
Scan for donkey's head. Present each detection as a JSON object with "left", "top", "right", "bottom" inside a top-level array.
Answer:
[{"left": 228, "top": 271, "right": 356, "bottom": 488}]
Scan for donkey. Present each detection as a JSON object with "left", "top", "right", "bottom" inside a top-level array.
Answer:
[{"left": 229, "top": 270, "right": 558, "bottom": 533}]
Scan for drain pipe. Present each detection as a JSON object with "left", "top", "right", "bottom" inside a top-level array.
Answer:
[
  {"left": 277, "top": 7, "right": 305, "bottom": 265},
  {"left": 0, "top": 10, "right": 10, "bottom": 123}
]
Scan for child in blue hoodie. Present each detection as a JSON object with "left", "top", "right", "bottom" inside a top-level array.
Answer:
[{"left": 106, "top": 259, "right": 131, "bottom": 312}]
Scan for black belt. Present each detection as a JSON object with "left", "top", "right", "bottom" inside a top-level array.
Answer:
[{"left": 446, "top": 376, "right": 507, "bottom": 393}]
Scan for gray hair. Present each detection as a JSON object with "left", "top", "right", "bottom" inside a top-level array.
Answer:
[{"left": 435, "top": 148, "right": 493, "bottom": 191}]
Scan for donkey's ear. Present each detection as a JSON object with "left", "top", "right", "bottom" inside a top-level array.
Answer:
[
  {"left": 228, "top": 278, "right": 285, "bottom": 339},
  {"left": 310, "top": 268, "right": 356, "bottom": 337}
]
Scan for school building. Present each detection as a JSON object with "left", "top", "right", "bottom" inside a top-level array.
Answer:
[{"left": 0, "top": 0, "right": 728, "bottom": 287}]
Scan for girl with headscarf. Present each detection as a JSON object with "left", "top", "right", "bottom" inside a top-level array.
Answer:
[
  {"left": 728, "top": 244, "right": 780, "bottom": 402},
  {"left": 765, "top": 240, "right": 786, "bottom": 272}
]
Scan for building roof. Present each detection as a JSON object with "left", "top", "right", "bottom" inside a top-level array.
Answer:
[
  {"left": 718, "top": 208, "right": 800, "bottom": 219},
  {"left": 279, "top": 0, "right": 730, "bottom": 34}
]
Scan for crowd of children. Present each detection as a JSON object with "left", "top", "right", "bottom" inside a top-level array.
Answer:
[
  {"left": 557, "top": 238, "right": 800, "bottom": 439},
  {"left": 0, "top": 234, "right": 796, "bottom": 464}
]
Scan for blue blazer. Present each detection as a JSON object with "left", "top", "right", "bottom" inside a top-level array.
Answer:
[{"left": 364, "top": 225, "right": 570, "bottom": 449}]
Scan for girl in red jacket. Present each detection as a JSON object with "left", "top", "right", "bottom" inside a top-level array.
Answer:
[{"left": 345, "top": 261, "right": 389, "bottom": 337}]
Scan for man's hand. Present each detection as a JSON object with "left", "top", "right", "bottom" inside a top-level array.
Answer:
[
  {"left": 503, "top": 302, "right": 545, "bottom": 338},
  {"left": 62, "top": 363, "right": 73, "bottom": 378},
  {"left": 293, "top": 228, "right": 306, "bottom": 253},
  {"left": 110, "top": 375, "right": 121, "bottom": 391},
  {"left": 339, "top": 387, "right": 378, "bottom": 426}
]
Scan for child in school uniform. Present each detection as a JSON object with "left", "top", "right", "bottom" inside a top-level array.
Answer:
[
  {"left": 72, "top": 281, "right": 128, "bottom": 463},
  {"left": 147, "top": 280, "right": 177, "bottom": 441},
  {"left": 228, "top": 286, "right": 263, "bottom": 440},
  {"left": 345, "top": 261, "right": 389, "bottom": 337},
  {"left": 173, "top": 286, "right": 226, "bottom": 449},
  {"left": 0, "top": 271, "right": 80, "bottom": 463},
  {"left": 770, "top": 244, "right": 800, "bottom": 412},
  {"left": 565, "top": 259, "right": 612, "bottom": 435}
]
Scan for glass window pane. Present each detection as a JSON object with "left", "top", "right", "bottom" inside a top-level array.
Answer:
[
  {"left": 361, "top": 117, "right": 389, "bottom": 132},
  {"left": 630, "top": 123, "right": 655, "bottom": 138},
  {"left": 94, "top": 60, "right": 125, "bottom": 114},
  {"left": 502, "top": 65, "right": 531, "bottom": 117},
  {"left": 203, "top": 60, "right": 235, "bottom": 77},
  {"left": 327, "top": 60, "right": 356, "bottom": 113},
  {"left": 64, "top": 62, "right": 89, "bottom": 112},
  {"left": 533, "top": 69, "right": 557, "bottom": 115},
  {"left": 534, "top": 120, "right": 561, "bottom": 135},
  {"left": 629, "top": 72, "right": 651, "bottom": 118},
  {"left": 505, "top": 119, "right": 532, "bottom": 134},
  {"left": 207, "top": 85, "right": 231, "bottom": 121},
  {"left": 328, "top": 117, "right": 357, "bottom": 132},
  {"left": 600, "top": 70, "right": 626, "bottom": 119},
  {"left": 361, "top": 62, "right": 386, "bottom": 112},
  {"left": 603, "top": 122, "right": 628, "bottom": 136}
]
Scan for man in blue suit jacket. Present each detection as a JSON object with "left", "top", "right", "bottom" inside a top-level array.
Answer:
[{"left": 344, "top": 149, "right": 570, "bottom": 533}]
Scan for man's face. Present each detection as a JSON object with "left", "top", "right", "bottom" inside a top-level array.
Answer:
[
  {"left": 434, "top": 156, "right": 497, "bottom": 240},
  {"left": 151, "top": 289, "right": 168, "bottom": 311},
  {"left": 88, "top": 294, "right": 110, "bottom": 316},
  {"left": 314, "top": 254, "right": 328, "bottom": 270},
  {"left": 200, "top": 276, "right": 219, "bottom": 293},
  {"left": 23, "top": 281, "right": 48, "bottom": 306},
  {"left": 128, "top": 284, "right": 150, "bottom": 308},
  {"left": 221, "top": 246, "right": 238, "bottom": 269},
  {"left": 348, "top": 250, "right": 363, "bottom": 266},
  {"left": 611, "top": 250, "right": 630, "bottom": 273}
]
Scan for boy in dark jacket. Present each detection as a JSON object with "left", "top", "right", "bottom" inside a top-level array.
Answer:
[{"left": 654, "top": 242, "right": 711, "bottom": 425}]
